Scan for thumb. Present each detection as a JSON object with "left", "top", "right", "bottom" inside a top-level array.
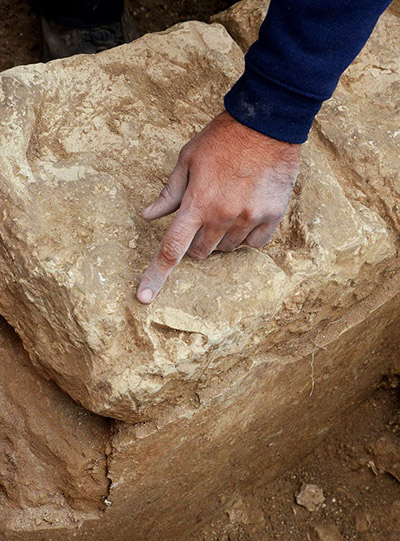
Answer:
[{"left": 142, "top": 161, "right": 189, "bottom": 221}]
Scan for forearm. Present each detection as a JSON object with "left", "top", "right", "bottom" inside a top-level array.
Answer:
[{"left": 225, "top": 0, "right": 392, "bottom": 143}]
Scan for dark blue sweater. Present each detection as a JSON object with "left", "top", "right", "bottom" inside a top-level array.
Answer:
[{"left": 224, "top": 0, "right": 392, "bottom": 144}]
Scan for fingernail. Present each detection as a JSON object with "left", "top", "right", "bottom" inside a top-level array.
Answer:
[{"left": 138, "top": 288, "right": 154, "bottom": 304}]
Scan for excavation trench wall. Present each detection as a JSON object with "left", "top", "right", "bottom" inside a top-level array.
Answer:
[{"left": 0, "top": 1, "right": 399, "bottom": 539}]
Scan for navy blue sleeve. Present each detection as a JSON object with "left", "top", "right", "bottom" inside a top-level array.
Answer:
[{"left": 224, "top": 0, "right": 392, "bottom": 144}]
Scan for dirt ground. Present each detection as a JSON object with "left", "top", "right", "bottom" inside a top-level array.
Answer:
[
  {"left": 193, "top": 379, "right": 400, "bottom": 540},
  {"left": 0, "top": 0, "right": 41, "bottom": 72},
  {"left": 0, "top": 2, "right": 399, "bottom": 540}
]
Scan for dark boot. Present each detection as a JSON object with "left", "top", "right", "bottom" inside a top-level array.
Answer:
[{"left": 41, "top": 14, "right": 139, "bottom": 60}]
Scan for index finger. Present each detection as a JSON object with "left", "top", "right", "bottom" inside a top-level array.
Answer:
[{"left": 136, "top": 211, "right": 202, "bottom": 304}]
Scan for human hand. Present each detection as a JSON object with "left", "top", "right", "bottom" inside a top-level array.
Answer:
[{"left": 136, "top": 110, "right": 300, "bottom": 304}]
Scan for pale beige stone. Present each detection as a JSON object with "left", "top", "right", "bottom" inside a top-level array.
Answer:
[
  {"left": 296, "top": 484, "right": 326, "bottom": 512},
  {"left": 15, "top": 284, "right": 396, "bottom": 540},
  {"left": 311, "top": 523, "right": 343, "bottom": 541},
  {"left": 211, "top": 0, "right": 270, "bottom": 51},
  {"left": 314, "top": 9, "right": 400, "bottom": 236},
  {"left": 0, "top": 22, "right": 245, "bottom": 421},
  {"left": 0, "top": 20, "right": 397, "bottom": 424}
]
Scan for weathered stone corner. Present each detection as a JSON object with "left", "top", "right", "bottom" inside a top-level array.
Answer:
[{"left": 211, "top": 0, "right": 270, "bottom": 51}]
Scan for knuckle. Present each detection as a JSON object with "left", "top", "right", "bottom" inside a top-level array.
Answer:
[
  {"left": 268, "top": 208, "right": 285, "bottom": 224},
  {"left": 178, "top": 144, "right": 192, "bottom": 164},
  {"left": 159, "top": 183, "right": 173, "bottom": 200},
  {"left": 215, "top": 207, "right": 237, "bottom": 224},
  {"left": 240, "top": 207, "right": 260, "bottom": 224},
  {"left": 187, "top": 247, "right": 208, "bottom": 260},
  {"left": 159, "top": 239, "right": 182, "bottom": 265}
]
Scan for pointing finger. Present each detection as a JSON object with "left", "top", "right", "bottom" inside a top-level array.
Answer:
[{"left": 136, "top": 211, "right": 202, "bottom": 304}]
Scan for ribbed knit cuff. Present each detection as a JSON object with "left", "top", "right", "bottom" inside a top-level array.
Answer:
[{"left": 224, "top": 66, "right": 325, "bottom": 144}]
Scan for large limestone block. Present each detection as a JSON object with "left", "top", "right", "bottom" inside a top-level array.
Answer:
[
  {"left": 4, "top": 279, "right": 400, "bottom": 540},
  {"left": 210, "top": 0, "right": 270, "bottom": 51},
  {"left": 0, "top": 22, "right": 244, "bottom": 421},
  {"left": 0, "top": 317, "right": 110, "bottom": 535},
  {"left": 0, "top": 19, "right": 397, "bottom": 424},
  {"left": 100, "top": 282, "right": 400, "bottom": 541},
  {"left": 313, "top": 8, "right": 400, "bottom": 235}
]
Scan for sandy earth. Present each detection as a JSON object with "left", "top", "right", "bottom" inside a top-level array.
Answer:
[
  {"left": 0, "top": 0, "right": 41, "bottom": 72},
  {"left": 193, "top": 380, "right": 400, "bottom": 540},
  {"left": 0, "top": 2, "right": 399, "bottom": 540}
]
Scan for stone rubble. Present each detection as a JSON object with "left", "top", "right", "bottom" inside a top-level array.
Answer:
[
  {"left": 368, "top": 436, "right": 400, "bottom": 482},
  {"left": 311, "top": 523, "right": 344, "bottom": 541},
  {"left": 296, "top": 484, "right": 326, "bottom": 512}
]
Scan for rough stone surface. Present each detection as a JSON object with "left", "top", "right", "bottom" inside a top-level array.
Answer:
[
  {"left": 296, "top": 484, "right": 326, "bottom": 512},
  {"left": 313, "top": 8, "right": 400, "bottom": 238},
  {"left": 368, "top": 436, "right": 400, "bottom": 482},
  {"left": 5, "top": 285, "right": 399, "bottom": 540},
  {"left": 211, "top": 0, "right": 270, "bottom": 51},
  {"left": 311, "top": 523, "right": 343, "bottom": 541},
  {"left": 0, "top": 318, "right": 110, "bottom": 535},
  {"left": 354, "top": 510, "right": 372, "bottom": 532},
  {"left": 0, "top": 21, "right": 244, "bottom": 421},
  {"left": 0, "top": 18, "right": 398, "bottom": 424},
  {"left": 0, "top": 5, "right": 399, "bottom": 540}
]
